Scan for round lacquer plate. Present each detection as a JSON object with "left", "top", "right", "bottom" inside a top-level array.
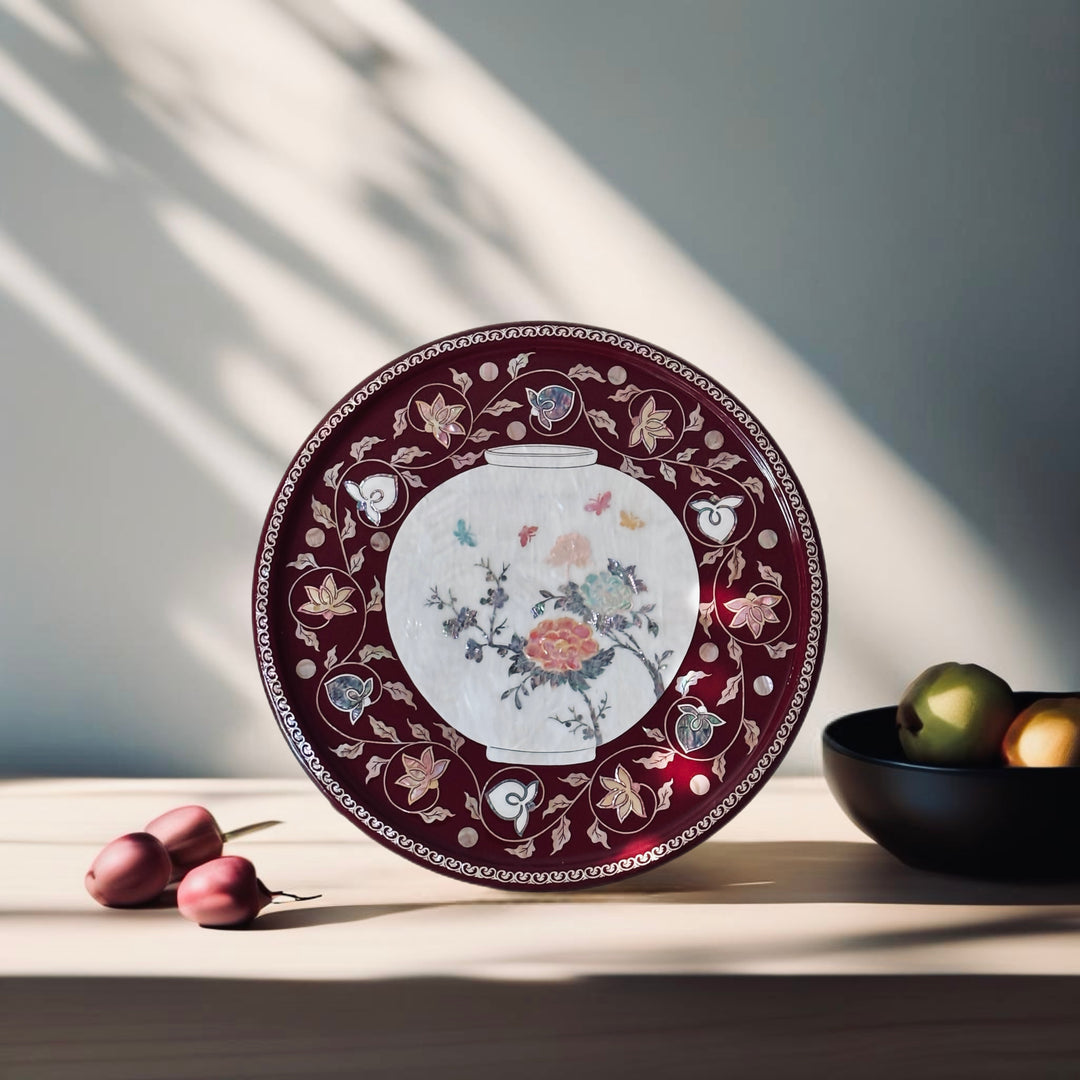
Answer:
[{"left": 254, "top": 323, "right": 826, "bottom": 889}]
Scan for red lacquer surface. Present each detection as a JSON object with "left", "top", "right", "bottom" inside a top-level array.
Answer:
[{"left": 253, "top": 323, "right": 826, "bottom": 889}]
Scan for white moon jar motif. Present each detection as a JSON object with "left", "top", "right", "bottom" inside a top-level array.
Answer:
[{"left": 385, "top": 445, "right": 699, "bottom": 765}]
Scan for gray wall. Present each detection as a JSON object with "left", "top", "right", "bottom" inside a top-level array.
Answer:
[
  {"left": 415, "top": 0, "right": 1080, "bottom": 668},
  {"left": 0, "top": 0, "right": 1076, "bottom": 779}
]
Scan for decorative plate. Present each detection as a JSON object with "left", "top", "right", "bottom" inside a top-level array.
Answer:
[{"left": 254, "top": 323, "right": 826, "bottom": 889}]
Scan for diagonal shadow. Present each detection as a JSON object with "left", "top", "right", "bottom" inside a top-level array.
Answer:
[
  {"left": 228, "top": 839, "right": 1080, "bottom": 931},
  {"left": 0, "top": 0, "right": 567, "bottom": 780},
  {"left": 831, "top": 909, "right": 1080, "bottom": 953},
  {"left": 254, "top": 901, "right": 432, "bottom": 930},
  {"left": 592, "top": 840, "right": 1080, "bottom": 906}
]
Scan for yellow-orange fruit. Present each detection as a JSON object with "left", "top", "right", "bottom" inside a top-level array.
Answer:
[{"left": 1003, "top": 697, "right": 1080, "bottom": 767}]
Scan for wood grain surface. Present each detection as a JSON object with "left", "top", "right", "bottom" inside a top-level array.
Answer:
[
  {"left": 1, "top": 975, "right": 1078, "bottom": 1079},
  {"left": 2, "top": 779, "right": 1078, "bottom": 1076}
]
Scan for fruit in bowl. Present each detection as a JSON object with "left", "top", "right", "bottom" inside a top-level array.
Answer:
[
  {"left": 823, "top": 661, "right": 1080, "bottom": 879},
  {"left": 895, "top": 661, "right": 1079, "bottom": 769},
  {"left": 896, "top": 661, "right": 1014, "bottom": 766},
  {"left": 1003, "top": 697, "right": 1080, "bottom": 767}
]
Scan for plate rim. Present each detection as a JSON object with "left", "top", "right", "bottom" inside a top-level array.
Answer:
[{"left": 253, "top": 320, "right": 828, "bottom": 889}]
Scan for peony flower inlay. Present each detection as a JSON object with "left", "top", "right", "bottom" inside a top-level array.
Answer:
[
  {"left": 724, "top": 591, "right": 781, "bottom": 639},
  {"left": 394, "top": 747, "right": 449, "bottom": 805},
  {"left": 628, "top": 395, "right": 674, "bottom": 453},
  {"left": 298, "top": 574, "right": 357, "bottom": 620},
  {"left": 598, "top": 765, "right": 646, "bottom": 823},
  {"left": 415, "top": 392, "right": 466, "bottom": 448}
]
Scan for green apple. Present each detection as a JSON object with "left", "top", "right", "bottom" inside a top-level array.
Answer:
[{"left": 896, "top": 662, "right": 1014, "bottom": 765}]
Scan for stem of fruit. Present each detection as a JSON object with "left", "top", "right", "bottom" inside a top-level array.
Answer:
[
  {"left": 270, "top": 891, "right": 322, "bottom": 903},
  {"left": 221, "top": 820, "right": 284, "bottom": 842}
]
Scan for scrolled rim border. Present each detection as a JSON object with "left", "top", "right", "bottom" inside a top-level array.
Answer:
[{"left": 252, "top": 322, "right": 826, "bottom": 889}]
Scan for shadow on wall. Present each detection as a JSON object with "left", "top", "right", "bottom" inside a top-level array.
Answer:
[
  {"left": 412, "top": 0, "right": 1080, "bottom": 667},
  {"left": 0, "top": 0, "right": 1067, "bottom": 777},
  {"left": 0, "top": 0, "right": 561, "bottom": 774}
]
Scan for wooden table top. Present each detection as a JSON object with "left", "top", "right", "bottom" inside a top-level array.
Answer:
[{"left": 3, "top": 777, "right": 1078, "bottom": 981}]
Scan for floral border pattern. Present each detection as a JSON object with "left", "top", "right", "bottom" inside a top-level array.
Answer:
[{"left": 253, "top": 323, "right": 825, "bottom": 888}]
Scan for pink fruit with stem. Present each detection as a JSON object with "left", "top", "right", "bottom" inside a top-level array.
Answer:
[
  {"left": 85, "top": 832, "right": 173, "bottom": 908},
  {"left": 144, "top": 805, "right": 282, "bottom": 880},
  {"left": 177, "top": 856, "right": 270, "bottom": 928},
  {"left": 176, "top": 856, "right": 317, "bottom": 929}
]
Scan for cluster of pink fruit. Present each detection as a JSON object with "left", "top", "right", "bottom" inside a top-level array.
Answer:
[{"left": 85, "top": 805, "right": 314, "bottom": 928}]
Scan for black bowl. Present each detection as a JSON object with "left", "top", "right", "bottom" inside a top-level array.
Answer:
[{"left": 823, "top": 693, "right": 1080, "bottom": 880}]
